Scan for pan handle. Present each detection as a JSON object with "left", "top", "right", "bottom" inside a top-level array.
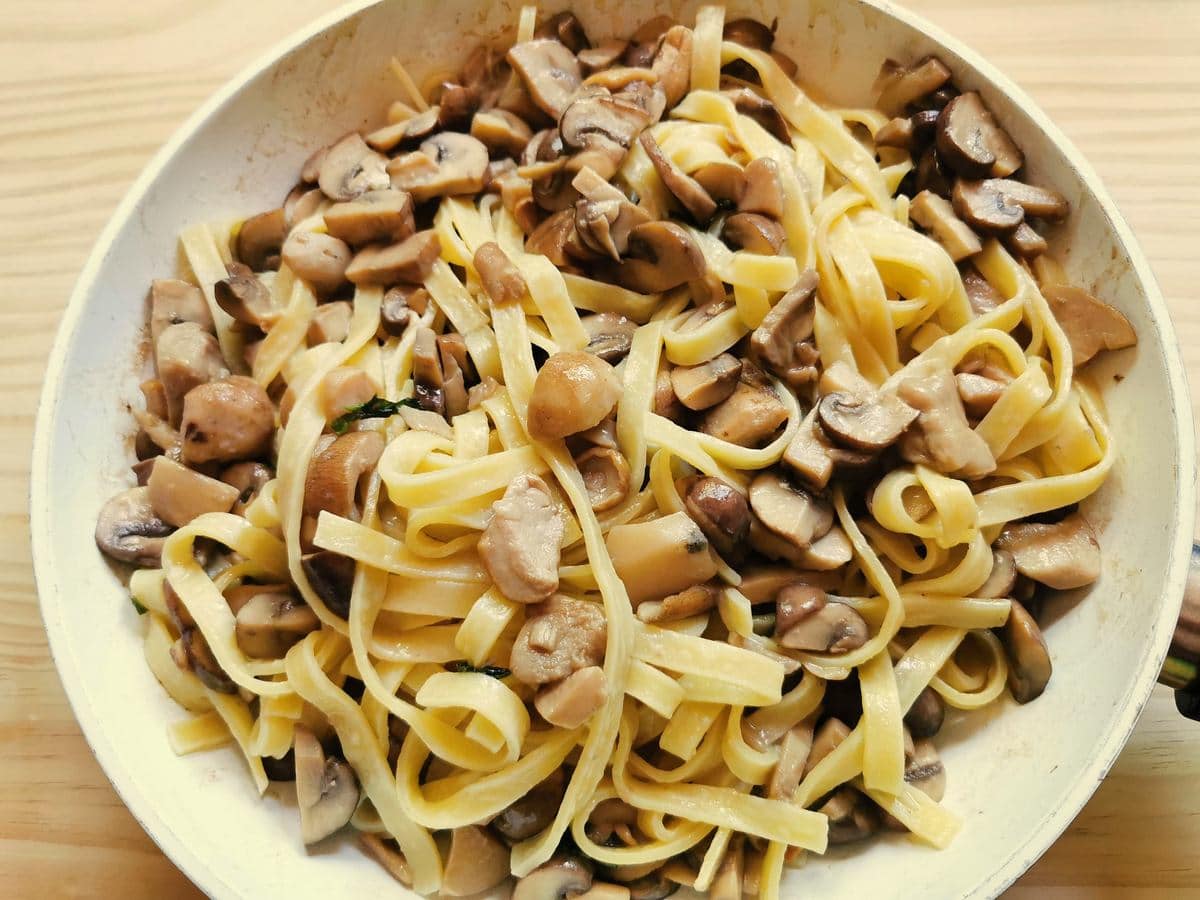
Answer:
[{"left": 1160, "top": 543, "right": 1200, "bottom": 720}]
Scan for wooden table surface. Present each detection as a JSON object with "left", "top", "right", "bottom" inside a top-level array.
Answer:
[{"left": 2, "top": 1, "right": 1198, "bottom": 896}]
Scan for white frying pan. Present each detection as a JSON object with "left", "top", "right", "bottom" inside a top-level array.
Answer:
[{"left": 30, "top": 1, "right": 1199, "bottom": 897}]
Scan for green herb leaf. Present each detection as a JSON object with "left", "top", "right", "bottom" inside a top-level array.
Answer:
[
  {"left": 446, "top": 660, "right": 512, "bottom": 680},
  {"left": 330, "top": 396, "right": 419, "bottom": 434},
  {"left": 131, "top": 597, "right": 148, "bottom": 615}
]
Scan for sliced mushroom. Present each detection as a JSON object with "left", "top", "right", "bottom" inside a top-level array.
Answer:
[
  {"left": 975, "top": 548, "right": 1017, "bottom": 600},
  {"left": 319, "top": 367, "right": 379, "bottom": 420},
  {"left": 906, "top": 738, "right": 946, "bottom": 800},
  {"left": 996, "top": 512, "right": 1101, "bottom": 590},
  {"left": 507, "top": 39, "right": 584, "bottom": 119},
  {"left": 511, "top": 594, "right": 606, "bottom": 685},
  {"left": 525, "top": 208, "right": 576, "bottom": 266},
  {"left": 171, "top": 627, "right": 236, "bottom": 694},
  {"left": 581, "top": 312, "right": 638, "bottom": 363},
  {"left": 559, "top": 88, "right": 654, "bottom": 177},
  {"left": 281, "top": 231, "right": 353, "bottom": 296},
  {"left": 527, "top": 350, "right": 622, "bottom": 441},
  {"left": 699, "top": 361, "right": 789, "bottom": 447},
  {"left": 579, "top": 39, "right": 627, "bottom": 72},
  {"left": 874, "top": 116, "right": 914, "bottom": 150},
  {"left": 214, "top": 263, "right": 274, "bottom": 328},
  {"left": 149, "top": 279, "right": 214, "bottom": 344},
  {"left": 436, "top": 82, "right": 480, "bottom": 130},
  {"left": 651, "top": 25, "right": 693, "bottom": 107},
  {"left": 234, "top": 590, "right": 320, "bottom": 659},
  {"left": 955, "top": 371, "right": 1007, "bottom": 418},
  {"left": 494, "top": 769, "right": 566, "bottom": 842},
  {"left": 636, "top": 583, "right": 719, "bottom": 624},
  {"left": 411, "top": 326, "right": 445, "bottom": 416},
  {"left": 774, "top": 583, "right": 827, "bottom": 634},
  {"left": 909, "top": 190, "right": 982, "bottom": 262},
  {"left": 962, "top": 266, "right": 1003, "bottom": 315},
  {"left": 513, "top": 856, "right": 594, "bottom": 900},
  {"left": 998, "top": 599, "right": 1052, "bottom": 703},
  {"left": 323, "top": 189, "right": 415, "bottom": 247},
  {"left": 639, "top": 131, "right": 717, "bottom": 223},
  {"left": 146, "top": 456, "right": 240, "bottom": 527},
  {"left": 914, "top": 145, "right": 954, "bottom": 198},
  {"left": 683, "top": 475, "right": 751, "bottom": 561},
  {"left": 898, "top": 365, "right": 996, "bottom": 478},
  {"left": 344, "top": 229, "right": 441, "bottom": 287},
  {"left": 778, "top": 598, "right": 868, "bottom": 654},
  {"left": 796, "top": 525, "right": 854, "bottom": 571},
  {"left": 179, "top": 376, "right": 274, "bottom": 465},
  {"left": 1043, "top": 285, "right": 1137, "bottom": 367},
  {"left": 284, "top": 185, "right": 327, "bottom": 229},
  {"left": 220, "top": 460, "right": 273, "bottom": 514},
  {"left": 606, "top": 511, "right": 719, "bottom": 607},
  {"left": 236, "top": 208, "right": 287, "bottom": 271},
  {"left": 441, "top": 825, "right": 511, "bottom": 897},
  {"left": 294, "top": 725, "right": 360, "bottom": 844},
  {"left": 688, "top": 163, "right": 743, "bottom": 208},
  {"left": 625, "top": 872, "right": 677, "bottom": 900},
  {"left": 951, "top": 179, "right": 1024, "bottom": 233},
  {"left": 474, "top": 241, "right": 529, "bottom": 305},
  {"left": 737, "top": 158, "right": 784, "bottom": 218},
  {"left": 906, "top": 688, "right": 946, "bottom": 739},
  {"left": 722, "top": 212, "right": 785, "bottom": 255},
  {"left": 748, "top": 472, "right": 833, "bottom": 551},
  {"left": 1007, "top": 221, "right": 1048, "bottom": 258},
  {"left": 478, "top": 474, "right": 564, "bottom": 604},
  {"left": 935, "top": 91, "right": 1023, "bottom": 178},
  {"left": 726, "top": 87, "right": 790, "bottom": 143},
  {"left": 653, "top": 367, "right": 686, "bottom": 422},
  {"left": 156, "top": 322, "right": 229, "bottom": 426},
  {"left": 767, "top": 722, "right": 814, "bottom": 800},
  {"left": 670, "top": 354, "right": 742, "bottom": 411},
  {"left": 303, "top": 431, "right": 385, "bottom": 521},
  {"left": 535, "top": 665, "right": 609, "bottom": 728},
  {"left": 471, "top": 108, "right": 534, "bottom": 158},
  {"left": 821, "top": 787, "right": 879, "bottom": 844},
  {"left": 572, "top": 166, "right": 652, "bottom": 260},
  {"left": 874, "top": 56, "right": 952, "bottom": 117},
  {"left": 809, "top": 720, "right": 853, "bottom": 769},
  {"left": 317, "top": 132, "right": 390, "bottom": 202},
  {"left": 534, "top": 10, "right": 589, "bottom": 51},
  {"left": 577, "top": 446, "right": 631, "bottom": 512},
  {"left": 750, "top": 270, "right": 819, "bottom": 389},
  {"left": 307, "top": 300, "right": 353, "bottom": 345},
  {"left": 380, "top": 284, "right": 427, "bottom": 337},
  {"left": 95, "top": 486, "right": 174, "bottom": 566},
  {"left": 817, "top": 390, "right": 918, "bottom": 453},
  {"left": 359, "top": 834, "right": 412, "bottom": 886},
  {"left": 301, "top": 550, "right": 355, "bottom": 618},
  {"left": 387, "top": 133, "right": 490, "bottom": 202}
]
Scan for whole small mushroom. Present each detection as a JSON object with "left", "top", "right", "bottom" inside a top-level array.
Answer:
[
  {"left": 527, "top": 351, "right": 622, "bottom": 441},
  {"left": 179, "top": 376, "right": 275, "bottom": 466},
  {"left": 95, "top": 486, "right": 174, "bottom": 567}
]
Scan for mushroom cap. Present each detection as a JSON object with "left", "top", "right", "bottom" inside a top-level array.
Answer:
[
  {"left": 146, "top": 455, "right": 241, "bottom": 528},
  {"left": 683, "top": 475, "right": 751, "bottom": 561},
  {"left": 748, "top": 471, "right": 834, "bottom": 551},
  {"left": 737, "top": 157, "right": 784, "bottom": 218},
  {"left": 234, "top": 591, "right": 319, "bottom": 659},
  {"left": 560, "top": 88, "right": 653, "bottom": 152},
  {"left": 507, "top": 39, "right": 583, "bottom": 118},
  {"left": 149, "top": 278, "right": 214, "bottom": 344},
  {"left": 281, "top": 231, "right": 353, "bottom": 296},
  {"left": 817, "top": 390, "right": 919, "bottom": 453},
  {"left": 441, "top": 826, "right": 511, "bottom": 897},
  {"left": 1043, "top": 285, "right": 1137, "bottom": 367},
  {"left": 999, "top": 599, "right": 1052, "bottom": 703},
  {"left": 722, "top": 212, "right": 785, "bottom": 255},
  {"left": 344, "top": 229, "right": 441, "bottom": 287},
  {"left": 387, "top": 133, "right": 490, "bottom": 202},
  {"left": 493, "top": 769, "right": 566, "bottom": 841},
  {"left": 639, "top": 130, "right": 717, "bottom": 224},
  {"left": 294, "top": 725, "right": 360, "bottom": 844},
  {"left": 214, "top": 263, "right": 274, "bottom": 328},
  {"left": 317, "top": 132, "right": 390, "bottom": 202},
  {"left": 510, "top": 594, "right": 607, "bottom": 685},
  {"left": 581, "top": 312, "right": 639, "bottom": 363},
  {"left": 156, "top": 321, "right": 229, "bottom": 426},
  {"left": 577, "top": 446, "right": 631, "bottom": 512},
  {"left": 527, "top": 350, "right": 622, "bottom": 441},
  {"left": 301, "top": 550, "right": 356, "bottom": 618},
  {"left": 995, "top": 512, "right": 1102, "bottom": 590},
  {"left": 693, "top": 161, "right": 746, "bottom": 206},
  {"left": 512, "top": 856, "right": 594, "bottom": 900},
  {"left": 951, "top": 179, "right": 1024, "bottom": 233},
  {"left": 616, "top": 221, "right": 706, "bottom": 293},
  {"left": 303, "top": 430, "right": 385, "bottom": 520},
  {"left": 95, "top": 486, "right": 174, "bottom": 566},
  {"left": 904, "top": 687, "right": 945, "bottom": 739},
  {"left": 534, "top": 665, "right": 609, "bottom": 728},
  {"left": 651, "top": 25, "right": 693, "bottom": 107},
  {"left": 935, "top": 90, "right": 1023, "bottom": 178},
  {"left": 235, "top": 208, "right": 287, "bottom": 272},
  {"left": 323, "top": 188, "right": 416, "bottom": 248},
  {"left": 670, "top": 354, "right": 743, "bottom": 411},
  {"left": 474, "top": 241, "right": 529, "bottom": 305}
]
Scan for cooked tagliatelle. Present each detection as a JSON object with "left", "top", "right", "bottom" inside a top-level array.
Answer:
[{"left": 97, "top": 6, "right": 1140, "bottom": 897}]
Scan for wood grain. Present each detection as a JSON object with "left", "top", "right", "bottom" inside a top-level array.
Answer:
[{"left": 1, "top": 1, "right": 1197, "bottom": 897}]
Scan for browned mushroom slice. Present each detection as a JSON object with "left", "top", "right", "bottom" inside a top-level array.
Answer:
[
  {"left": 524, "top": 208, "right": 574, "bottom": 267},
  {"left": 527, "top": 351, "right": 622, "bottom": 441},
  {"left": 987, "top": 178, "right": 1069, "bottom": 220},
  {"left": 905, "top": 687, "right": 946, "bottom": 738},
  {"left": 284, "top": 185, "right": 325, "bottom": 229},
  {"left": 651, "top": 25, "right": 693, "bottom": 107},
  {"left": 559, "top": 88, "right": 654, "bottom": 176},
  {"left": 961, "top": 265, "right": 1003, "bottom": 315},
  {"left": 491, "top": 768, "right": 567, "bottom": 843},
  {"left": 875, "top": 56, "right": 952, "bottom": 117},
  {"left": 213, "top": 262, "right": 272, "bottom": 329},
  {"left": 479, "top": 474, "right": 564, "bottom": 603},
  {"left": 179, "top": 376, "right": 274, "bottom": 465},
  {"left": 95, "top": 486, "right": 174, "bottom": 566},
  {"left": 606, "top": 511, "right": 719, "bottom": 606},
  {"left": 146, "top": 456, "right": 240, "bottom": 527},
  {"left": 998, "top": 599, "right": 1051, "bottom": 703},
  {"left": 323, "top": 189, "right": 415, "bottom": 248},
  {"left": 535, "top": 665, "right": 608, "bottom": 728},
  {"left": 699, "top": 361, "right": 788, "bottom": 447},
  {"left": 320, "top": 367, "right": 379, "bottom": 419},
  {"left": 1006, "top": 221, "right": 1048, "bottom": 258},
  {"left": 234, "top": 590, "right": 319, "bottom": 659},
  {"left": 281, "top": 231, "right": 353, "bottom": 296},
  {"left": 470, "top": 108, "right": 534, "bottom": 158},
  {"left": 913, "top": 145, "right": 953, "bottom": 198},
  {"left": 471, "top": 241, "right": 526, "bottom": 307},
  {"left": 898, "top": 366, "right": 997, "bottom": 478},
  {"left": 749, "top": 472, "right": 833, "bottom": 551},
  {"left": 778, "top": 597, "right": 869, "bottom": 653},
  {"left": 955, "top": 371, "right": 1007, "bottom": 417},
  {"left": 726, "top": 87, "right": 791, "bottom": 143},
  {"left": 511, "top": 594, "right": 606, "bottom": 684},
  {"left": 874, "top": 116, "right": 914, "bottom": 150},
  {"left": 156, "top": 322, "right": 229, "bottom": 426},
  {"left": 573, "top": 165, "right": 652, "bottom": 261},
  {"left": 951, "top": 179, "right": 1024, "bottom": 233},
  {"left": 996, "top": 512, "right": 1101, "bottom": 590},
  {"left": 303, "top": 431, "right": 385, "bottom": 521},
  {"left": 294, "top": 725, "right": 360, "bottom": 844},
  {"left": 737, "top": 157, "right": 784, "bottom": 219},
  {"left": 683, "top": 475, "right": 751, "bottom": 561},
  {"left": 221, "top": 460, "right": 273, "bottom": 515},
  {"left": 822, "top": 787, "right": 879, "bottom": 844},
  {"left": 670, "top": 354, "right": 742, "bottom": 411},
  {"left": 639, "top": 131, "right": 717, "bottom": 223},
  {"left": 723, "top": 16, "right": 775, "bottom": 49},
  {"left": 909, "top": 190, "right": 982, "bottom": 262},
  {"left": 513, "top": 856, "right": 594, "bottom": 900},
  {"left": 817, "top": 390, "right": 918, "bottom": 452},
  {"left": 236, "top": 208, "right": 286, "bottom": 272},
  {"left": 767, "top": 722, "right": 814, "bottom": 800},
  {"left": 653, "top": 366, "right": 686, "bottom": 422},
  {"left": 345, "top": 230, "right": 440, "bottom": 287},
  {"left": 579, "top": 39, "right": 627, "bottom": 72},
  {"left": 150, "top": 278, "right": 215, "bottom": 344},
  {"left": 935, "top": 91, "right": 1023, "bottom": 178},
  {"left": 410, "top": 326, "right": 446, "bottom": 415},
  {"left": 441, "top": 825, "right": 511, "bottom": 897},
  {"left": 723, "top": 212, "right": 785, "bottom": 254},
  {"left": 388, "top": 133, "right": 490, "bottom": 202},
  {"left": 1043, "top": 285, "right": 1137, "bottom": 366},
  {"left": 171, "top": 628, "right": 236, "bottom": 694},
  {"left": 692, "top": 161, "right": 745, "bottom": 206},
  {"left": 576, "top": 446, "right": 631, "bottom": 512},
  {"left": 750, "top": 270, "right": 819, "bottom": 389},
  {"left": 301, "top": 550, "right": 355, "bottom": 618},
  {"left": 636, "top": 583, "right": 719, "bottom": 624},
  {"left": 317, "top": 133, "right": 390, "bottom": 202},
  {"left": 581, "top": 312, "right": 638, "bottom": 363},
  {"left": 507, "top": 39, "right": 583, "bottom": 119},
  {"left": 616, "top": 221, "right": 706, "bottom": 293}
]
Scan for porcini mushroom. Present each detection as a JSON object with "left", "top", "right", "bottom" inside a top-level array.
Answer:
[
  {"left": 995, "top": 512, "right": 1102, "bottom": 590},
  {"left": 303, "top": 430, "right": 385, "bottom": 521},
  {"left": 1043, "top": 285, "right": 1137, "bottom": 366},
  {"left": 387, "top": 133, "right": 490, "bottom": 202},
  {"left": 281, "top": 231, "right": 353, "bottom": 296},
  {"left": 510, "top": 594, "right": 607, "bottom": 685},
  {"left": 478, "top": 474, "right": 565, "bottom": 604},
  {"left": 606, "top": 511, "right": 719, "bottom": 606},
  {"left": 316, "top": 132, "right": 390, "bottom": 201},
  {"left": 935, "top": 91, "right": 1023, "bottom": 178},
  {"left": 670, "top": 354, "right": 742, "bottom": 410},
  {"left": 293, "top": 725, "right": 360, "bottom": 844},
  {"left": 345, "top": 229, "right": 441, "bottom": 287},
  {"left": 95, "top": 486, "right": 174, "bottom": 566},
  {"left": 527, "top": 351, "right": 622, "bottom": 441},
  {"left": 179, "top": 375, "right": 275, "bottom": 465}
]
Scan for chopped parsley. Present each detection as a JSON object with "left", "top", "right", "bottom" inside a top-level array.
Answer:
[
  {"left": 446, "top": 660, "right": 512, "bottom": 680},
  {"left": 330, "top": 396, "right": 419, "bottom": 434},
  {"left": 131, "top": 597, "right": 148, "bottom": 615}
]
